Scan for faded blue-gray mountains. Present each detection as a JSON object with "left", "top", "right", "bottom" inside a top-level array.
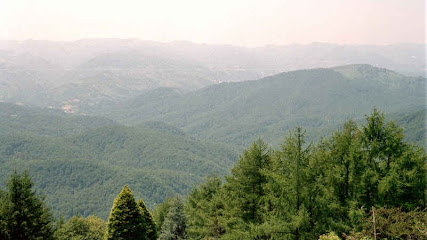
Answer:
[{"left": 0, "top": 40, "right": 424, "bottom": 111}]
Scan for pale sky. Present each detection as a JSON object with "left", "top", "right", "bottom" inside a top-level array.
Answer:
[{"left": 0, "top": 0, "right": 425, "bottom": 46}]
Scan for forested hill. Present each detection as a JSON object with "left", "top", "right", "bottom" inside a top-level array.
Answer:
[
  {"left": 391, "top": 109, "right": 426, "bottom": 146},
  {"left": 1, "top": 41, "right": 425, "bottom": 111},
  {"left": 0, "top": 102, "right": 115, "bottom": 136},
  {"left": 101, "top": 64, "right": 425, "bottom": 146},
  {"left": 0, "top": 103, "right": 238, "bottom": 219},
  {"left": 0, "top": 64, "right": 424, "bottom": 221}
]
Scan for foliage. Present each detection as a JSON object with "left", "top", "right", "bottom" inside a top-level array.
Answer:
[
  {"left": 101, "top": 65, "right": 425, "bottom": 147},
  {"left": 138, "top": 199, "right": 157, "bottom": 240},
  {"left": 153, "top": 197, "right": 174, "bottom": 234},
  {"left": 105, "top": 185, "right": 146, "bottom": 240},
  {"left": 54, "top": 215, "right": 106, "bottom": 240},
  {"left": 225, "top": 139, "right": 271, "bottom": 224},
  {"left": 0, "top": 171, "right": 54, "bottom": 240},
  {"left": 319, "top": 232, "right": 340, "bottom": 240},
  {"left": 345, "top": 207, "right": 426, "bottom": 240},
  {"left": 1, "top": 65, "right": 425, "bottom": 221},
  {"left": 391, "top": 109, "right": 426, "bottom": 147},
  {"left": 159, "top": 197, "right": 187, "bottom": 240},
  {"left": 185, "top": 175, "right": 224, "bottom": 239},
  {"left": 0, "top": 103, "right": 238, "bottom": 219},
  {"left": 179, "top": 109, "right": 426, "bottom": 239}
]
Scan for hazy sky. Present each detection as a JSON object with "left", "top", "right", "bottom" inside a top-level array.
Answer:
[{"left": 0, "top": 0, "right": 425, "bottom": 46}]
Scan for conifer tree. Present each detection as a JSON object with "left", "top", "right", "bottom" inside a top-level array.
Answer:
[
  {"left": 153, "top": 197, "right": 173, "bottom": 233},
  {"left": 180, "top": 109, "right": 426, "bottom": 239},
  {"left": 159, "top": 197, "right": 187, "bottom": 240},
  {"left": 226, "top": 139, "right": 271, "bottom": 224},
  {"left": 216, "top": 138, "right": 271, "bottom": 239},
  {"left": 280, "top": 127, "right": 311, "bottom": 239},
  {"left": 0, "top": 189, "right": 8, "bottom": 239},
  {"left": 105, "top": 185, "right": 146, "bottom": 240},
  {"left": 185, "top": 175, "right": 223, "bottom": 239},
  {"left": 359, "top": 108, "right": 387, "bottom": 209},
  {"left": 262, "top": 128, "right": 312, "bottom": 239},
  {"left": 3, "top": 171, "right": 54, "bottom": 240},
  {"left": 137, "top": 199, "right": 157, "bottom": 240},
  {"left": 329, "top": 120, "right": 362, "bottom": 205}
]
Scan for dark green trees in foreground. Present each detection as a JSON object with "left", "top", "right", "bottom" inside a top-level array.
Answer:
[
  {"left": 105, "top": 185, "right": 157, "bottom": 240},
  {"left": 0, "top": 109, "right": 424, "bottom": 240},
  {"left": 158, "top": 197, "right": 187, "bottom": 240},
  {"left": 183, "top": 109, "right": 426, "bottom": 239},
  {"left": 138, "top": 199, "right": 158, "bottom": 240},
  {"left": 0, "top": 171, "right": 54, "bottom": 240},
  {"left": 0, "top": 176, "right": 157, "bottom": 240}
]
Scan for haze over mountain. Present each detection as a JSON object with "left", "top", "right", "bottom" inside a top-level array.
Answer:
[
  {"left": 0, "top": 40, "right": 424, "bottom": 112},
  {"left": 0, "top": 0, "right": 425, "bottom": 238},
  {"left": 0, "top": 38, "right": 425, "bottom": 224},
  {"left": 101, "top": 64, "right": 425, "bottom": 146},
  {"left": 0, "top": 61, "right": 425, "bottom": 221}
]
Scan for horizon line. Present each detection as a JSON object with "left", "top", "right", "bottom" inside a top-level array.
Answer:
[{"left": 0, "top": 38, "right": 425, "bottom": 49}]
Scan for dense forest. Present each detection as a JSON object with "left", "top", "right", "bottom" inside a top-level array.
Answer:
[
  {"left": 0, "top": 62, "right": 425, "bottom": 239},
  {"left": 0, "top": 102, "right": 238, "bottom": 219},
  {"left": 1, "top": 109, "right": 425, "bottom": 239},
  {"left": 99, "top": 65, "right": 425, "bottom": 147}
]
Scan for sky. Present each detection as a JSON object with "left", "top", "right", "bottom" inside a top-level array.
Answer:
[{"left": 0, "top": 0, "right": 425, "bottom": 47}]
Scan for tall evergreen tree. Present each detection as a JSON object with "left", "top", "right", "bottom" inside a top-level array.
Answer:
[
  {"left": 357, "top": 108, "right": 424, "bottom": 209},
  {"left": 159, "top": 197, "right": 187, "bottom": 240},
  {"left": 105, "top": 185, "right": 146, "bottom": 240},
  {"left": 328, "top": 120, "right": 362, "bottom": 205},
  {"left": 137, "top": 199, "right": 157, "bottom": 240},
  {"left": 185, "top": 175, "right": 223, "bottom": 239},
  {"left": 265, "top": 127, "right": 311, "bottom": 240},
  {"left": 226, "top": 139, "right": 271, "bottom": 224},
  {"left": 359, "top": 108, "right": 388, "bottom": 209},
  {"left": 153, "top": 197, "right": 173, "bottom": 233},
  {"left": 3, "top": 171, "right": 54, "bottom": 240}
]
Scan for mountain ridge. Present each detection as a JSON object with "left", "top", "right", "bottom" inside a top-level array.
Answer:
[{"left": 100, "top": 64, "right": 425, "bottom": 146}]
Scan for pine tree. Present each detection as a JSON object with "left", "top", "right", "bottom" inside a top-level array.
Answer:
[
  {"left": 185, "top": 175, "right": 223, "bottom": 239},
  {"left": 262, "top": 128, "right": 312, "bottom": 239},
  {"left": 215, "top": 138, "right": 272, "bottom": 239},
  {"left": 359, "top": 108, "right": 386, "bottom": 209},
  {"left": 226, "top": 139, "right": 271, "bottom": 224},
  {"left": 137, "top": 199, "right": 157, "bottom": 240},
  {"left": 159, "top": 197, "right": 187, "bottom": 240},
  {"left": 4, "top": 171, "right": 54, "bottom": 240},
  {"left": 329, "top": 120, "right": 361, "bottom": 205},
  {"left": 358, "top": 108, "right": 423, "bottom": 209},
  {"left": 105, "top": 185, "right": 146, "bottom": 240},
  {"left": 153, "top": 197, "right": 173, "bottom": 233}
]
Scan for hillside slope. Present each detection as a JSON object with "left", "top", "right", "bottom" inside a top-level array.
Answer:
[
  {"left": 0, "top": 103, "right": 238, "bottom": 219},
  {"left": 102, "top": 65, "right": 425, "bottom": 146},
  {"left": 1, "top": 40, "right": 425, "bottom": 111}
]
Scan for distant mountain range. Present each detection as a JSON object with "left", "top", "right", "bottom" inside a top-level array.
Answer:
[
  {"left": 100, "top": 64, "right": 425, "bottom": 146},
  {"left": 0, "top": 40, "right": 425, "bottom": 220},
  {"left": 0, "top": 40, "right": 425, "bottom": 111}
]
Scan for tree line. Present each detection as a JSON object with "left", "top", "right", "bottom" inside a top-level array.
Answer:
[
  {"left": 0, "top": 109, "right": 425, "bottom": 239},
  {"left": 180, "top": 109, "right": 425, "bottom": 239}
]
